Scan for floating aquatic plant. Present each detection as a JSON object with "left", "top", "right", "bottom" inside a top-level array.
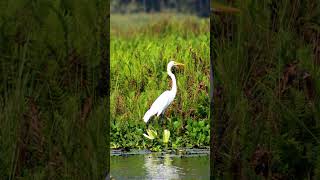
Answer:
[
  {"left": 163, "top": 129, "right": 170, "bottom": 143},
  {"left": 143, "top": 129, "right": 158, "bottom": 140}
]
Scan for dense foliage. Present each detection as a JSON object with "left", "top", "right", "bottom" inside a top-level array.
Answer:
[
  {"left": 110, "top": 14, "right": 210, "bottom": 151},
  {"left": 0, "top": 0, "right": 108, "bottom": 178},
  {"left": 212, "top": 0, "right": 320, "bottom": 179}
]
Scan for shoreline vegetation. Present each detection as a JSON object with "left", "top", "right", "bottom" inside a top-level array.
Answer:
[{"left": 111, "top": 13, "right": 210, "bottom": 152}]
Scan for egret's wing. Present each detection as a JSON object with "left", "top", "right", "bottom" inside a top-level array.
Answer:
[
  {"left": 149, "top": 90, "right": 171, "bottom": 116},
  {"left": 143, "top": 91, "right": 172, "bottom": 123}
]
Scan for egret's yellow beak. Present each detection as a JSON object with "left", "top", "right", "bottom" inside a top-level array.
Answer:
[{"left": 174, "top": 62, "right": 184, "bottom": 66}]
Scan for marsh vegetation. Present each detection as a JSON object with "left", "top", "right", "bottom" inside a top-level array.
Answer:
[{"left": 110, "top": 13, "right": 210, "bottom": 151}]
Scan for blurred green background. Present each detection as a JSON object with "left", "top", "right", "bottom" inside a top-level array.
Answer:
[
  {"left": 111, "top": 0, "right": 210, "bottom": 17},
  {"left": 212, "top": 0, "right": 320, "bottom": 179},
  {"left": 0, "top": 0, "right": 108, "bottom": 179}
]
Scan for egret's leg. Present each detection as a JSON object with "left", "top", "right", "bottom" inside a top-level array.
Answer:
[
  {"left": 160, "top": 113, "right": 165, "bottom": 128},
  {"left": 159, "top": 114, "right": 162, "bottom": 126}
]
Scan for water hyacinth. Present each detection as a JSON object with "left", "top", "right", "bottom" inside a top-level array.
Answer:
[
  {"left": 163, "top": 129, "right": 170, "bottom": 143},
  {"left": 143, "top": 129, "right": 158, "bottom": 140}
]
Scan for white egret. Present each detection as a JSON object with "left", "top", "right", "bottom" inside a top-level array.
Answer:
[{"left": 143, "top": 60, "right": 184, "bottom": 127}]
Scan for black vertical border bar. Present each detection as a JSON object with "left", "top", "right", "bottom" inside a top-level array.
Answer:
[
  {"left": 97, "top": 0, "right": 110, "bottom": 178},
  {"left": 209, "top": 6, "right": 214, "bottom": 179},
  {"left": 210, "top": 5, "right": 215, "bottom": 179}
]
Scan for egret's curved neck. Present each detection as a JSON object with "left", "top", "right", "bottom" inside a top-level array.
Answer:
[{"left": 167, "top": 66, "right": 177, "bottom": 93}]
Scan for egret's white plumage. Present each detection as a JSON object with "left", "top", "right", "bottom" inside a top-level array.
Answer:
[{"left": 143, "top": 61, "right": 184, "bottom": 123}]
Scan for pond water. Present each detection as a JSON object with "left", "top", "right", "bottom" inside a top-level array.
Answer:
[{"left": 110, "top": 149, "right": 210, "bottom": 180}]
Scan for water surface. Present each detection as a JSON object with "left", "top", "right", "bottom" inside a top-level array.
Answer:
[{"left": 111, "top": 149, "right": 209, "bottom": 179}]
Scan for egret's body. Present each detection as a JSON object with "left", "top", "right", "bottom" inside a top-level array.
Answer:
[{"left": 143, "top": 61, "right": 184, "bottom": 124}]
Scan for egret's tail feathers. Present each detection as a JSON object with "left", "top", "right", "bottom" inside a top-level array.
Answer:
[{"left": 143, "top": 110, "right": 155, "bottom": 123}]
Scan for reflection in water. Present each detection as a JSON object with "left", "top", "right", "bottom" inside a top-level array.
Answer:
[
  {"left": 110, "top": 151, "right": 209, "bottom": 179},
  {"left": 144, "top": 154, "right": 184, "bottom": 179}
]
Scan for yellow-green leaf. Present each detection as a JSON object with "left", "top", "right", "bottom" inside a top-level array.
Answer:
[{"left": 163, "top": 129, "right": 170, "bottom": 143}]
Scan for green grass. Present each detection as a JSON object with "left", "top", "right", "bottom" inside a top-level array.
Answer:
[
  {"left": 212, "top": 0, "right": 320, "bottom": 179},
  {"left": 110, "top": 13, "right": 210, "bottom": 151}
]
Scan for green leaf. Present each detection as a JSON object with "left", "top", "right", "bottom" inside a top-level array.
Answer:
[
  {"left": 163, "top": 129, "right": 170, "bottom": 143},
  {"left": 173, "top": 121, "right": 181, "bottom": 129},
  {"left": 199, "top": 120, "right": 205, "bottom": 127}
]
